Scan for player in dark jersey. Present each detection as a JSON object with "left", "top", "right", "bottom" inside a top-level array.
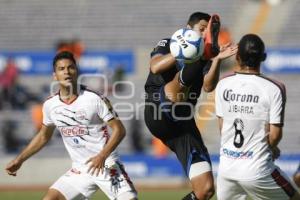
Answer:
[{"left": 144, "top": 12, "right": 237, "bottom": 200}]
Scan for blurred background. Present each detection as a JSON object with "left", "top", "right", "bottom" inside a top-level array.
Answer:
[{"left": 0, "top": 0, "right": 299, "bottom": 199}]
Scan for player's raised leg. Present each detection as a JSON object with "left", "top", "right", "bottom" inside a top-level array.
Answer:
[{"left": 164, "top": 14, "right": 221, "bottom": 103}]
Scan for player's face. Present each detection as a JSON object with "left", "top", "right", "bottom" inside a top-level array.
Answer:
[
  {"left": 191, "top": 19, "right": 209, "bottom": 37},
  {"left": 53, "top": 58, "right": 78, "bottom": 87}
]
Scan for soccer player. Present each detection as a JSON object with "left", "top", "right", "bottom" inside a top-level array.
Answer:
[
  {"left": 6, "top": 51, "right": 137, "bottom": 200},
  {"left": 144, "top": 12, "right": 237, "bottom": 200},
  {"left": 215, "top": 34, "right": 300, "bottom": 200},
  {"left": 294, "top": 163, "right": 300, "bottom": 188}
]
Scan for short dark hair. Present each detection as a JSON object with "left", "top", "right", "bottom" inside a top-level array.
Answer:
[
  {"left": 187, "top": 12, "right": 211, "bottom": 27},
  {"left": 238, "top": 34, "right": 267, "bottom": 68},
  {"left": 52, "top": 51, "right": 77, "bottom": 71}
]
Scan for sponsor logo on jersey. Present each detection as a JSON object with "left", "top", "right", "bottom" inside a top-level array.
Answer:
[
  {"left": 223, "top": 89, "right": 259, "bottom": 103},
  {"left": 58, "top": 125, "right": 89, "bottom": 137},
  {"left": 222, "top": 148, "right": 254, "bottom": 159},
  {"left": 223, "top": 89, "right": 258, "bottom": 114},
  {"left": 75, "top": 110, "right": 87, "bottom": 121}
]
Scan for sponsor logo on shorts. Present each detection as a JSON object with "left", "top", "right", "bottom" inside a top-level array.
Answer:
[
  {"left": 70, "top": 168, "right": 81, "bottom": 174},
  {"left": 73, "top": 138, "right": 79, "bottom": 144},
  {"left": 222, "top": 148, "right": 254, "bottom": 159}
]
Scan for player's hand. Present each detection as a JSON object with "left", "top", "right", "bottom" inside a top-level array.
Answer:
[
  {"left": 271, "top": 146, "right": 281, "bottom": 160},
  {"left": 85, "top": 152, "right": 108, "bottom": 176},
  {"left": 6, "top": 158, "right": 23, "bottom": 176},
  {"left": 216, "top": 43, "right": 238, "bottom": 60}
]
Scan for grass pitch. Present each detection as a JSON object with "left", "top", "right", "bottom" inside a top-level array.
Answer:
[{"left": 0, "top": 189, "right": 218, "bottom": 200}]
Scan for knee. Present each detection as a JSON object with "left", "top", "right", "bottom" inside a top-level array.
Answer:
[
  {"left": 293, "top": 173, "right": 300, "bottom": 188},
  {"left": 194, "top": 182, "right": 215, "bottom": 200},
  {"left": 42, "top": 196, "right": 54, "bottom": 200},
  {"left": 42, "top": 195, "right": 60, "bottom": 200},
  {"left": 43, "top": 196, "right": 63, "bottom": 200},
  {"left": 42, "top": 190, "right": 65, "bottom": 200}
]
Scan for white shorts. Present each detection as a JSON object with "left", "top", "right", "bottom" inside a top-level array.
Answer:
[
  {"left": 50, "top": 161, "right": 137, "bottom": 200},
  {"left": 217, "top": 167, "right": 297, "bottom": 200}
]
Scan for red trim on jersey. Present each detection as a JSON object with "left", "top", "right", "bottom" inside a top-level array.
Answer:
[
  {"left": 116, "top": 161, "right": 136, "bottom": 191},
  {"left": 45, "top": 92, "right": 59, "bottom": 101},
  {"left": 57, "top": 85, "right": 86, "bottom": 105},
  {"left": 59, "top": 95, "right": 79, "bottom": 105},
  {"left": 258, "top": 74, "right": 286, "bottom": 94},
  {"left": 271, "top": 169, "right": 295, "bottom": 197},
  {"left": 257, "top": 75, "right": 286, "bottom": 124}
]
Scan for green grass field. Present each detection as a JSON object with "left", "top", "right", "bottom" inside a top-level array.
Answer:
[{"left": 0, "top": 190, "right": 218, "bottom": 200}]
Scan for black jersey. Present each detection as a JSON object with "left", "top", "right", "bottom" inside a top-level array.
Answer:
[{"left": 144, "top": 38, "right": 211, "bottom": 105}]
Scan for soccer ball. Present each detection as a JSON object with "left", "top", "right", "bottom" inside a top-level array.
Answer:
[{"left": 170, "top": 28, "right": 204, "bottom": 62}]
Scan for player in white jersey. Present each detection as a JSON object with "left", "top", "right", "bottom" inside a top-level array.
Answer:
[
  {"left": 6, "top": 51, "right": 138, "bottom": 200},
  {"left": 215, "top": 34, "right": 300, "bottom": 200}
]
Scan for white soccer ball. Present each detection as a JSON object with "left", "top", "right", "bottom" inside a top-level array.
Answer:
[{"left": 170, "top": 28, "right": 204, "bottom": 62}]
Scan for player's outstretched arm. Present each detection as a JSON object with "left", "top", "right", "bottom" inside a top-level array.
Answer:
[
  {"left": 150, "top": 54, "right": 176, "bottom": 74},
  {"left": 5, "top": 125, "right": 55, "bottom": 176},
  {"left": 86, "top": 118, "right": 125, "bottom": 176},
  {"left": 203, "top": 43, "right": 237, "bottom": 92}
]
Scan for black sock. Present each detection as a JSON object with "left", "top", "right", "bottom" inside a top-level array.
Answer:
[
  {"left": 179, "top": 59, "right": 206, "bottom": 87},
  {"left": 182, "top": 192, "right": 199, "bottom": 200}
]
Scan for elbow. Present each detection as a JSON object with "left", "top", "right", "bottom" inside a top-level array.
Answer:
[
  {"left": 150, "top": 65, "right": 160, "bottom": 74},
  {"left": 120, "top": 125, "right": 126, "bottom": 139},
  {"left": 203, "top": 78, "right": 217, "bottom": 93},
  {"left": 203, "top": 85, "right": 215, "bottom": 93}
]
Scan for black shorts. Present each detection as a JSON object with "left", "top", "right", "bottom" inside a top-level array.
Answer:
[{"left": 144, "top": 90, "right": 211, "bottom": 176}]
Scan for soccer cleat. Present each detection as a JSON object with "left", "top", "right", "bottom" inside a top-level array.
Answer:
[
  {"left": 203, "top": 14, "right": 221, "bottom": 60},
  {"left": 182, "top": 192, "right": 198, "bottom": 200}
]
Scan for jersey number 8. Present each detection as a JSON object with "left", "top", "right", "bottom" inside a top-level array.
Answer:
[{"left": 233, "top": 118, "right": 244, "bottom": 148}]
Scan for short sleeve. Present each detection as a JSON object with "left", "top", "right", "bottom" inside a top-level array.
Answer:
[
  {"left": 42, "top": 102, "right": 54, "bottom": 126},
  {"left": 269, "top": 86, "right": 286, "bottom": 125},
  {"left": 150, "top": 39, "right": 170, "bottom": 57},
  {"left": 215, "top": 82, "right": 223, "bottom": 117},
  {"left": 97, "top": 96, "right": 117, "bottom": 122}
]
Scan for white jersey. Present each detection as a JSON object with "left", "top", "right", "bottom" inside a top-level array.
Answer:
[
  {"left": 215, "top": 72, "right": 286, "bottom": 180},
  {"left": 43, "top": 86, "right": 119, "bottom": 170}
]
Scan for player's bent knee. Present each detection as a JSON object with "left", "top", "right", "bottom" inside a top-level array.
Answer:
[
  {"left": 191, "top": 173, "right": 215, "bottom": 200},
  {"left": 194, "top": 183, "right": 215, "bottom": 200},
  {"left": 43, "top": 189, "right": 66, "bottom": 200},
  {"left": 293, "top": 173, "right": 300, "bottom": 188}
]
